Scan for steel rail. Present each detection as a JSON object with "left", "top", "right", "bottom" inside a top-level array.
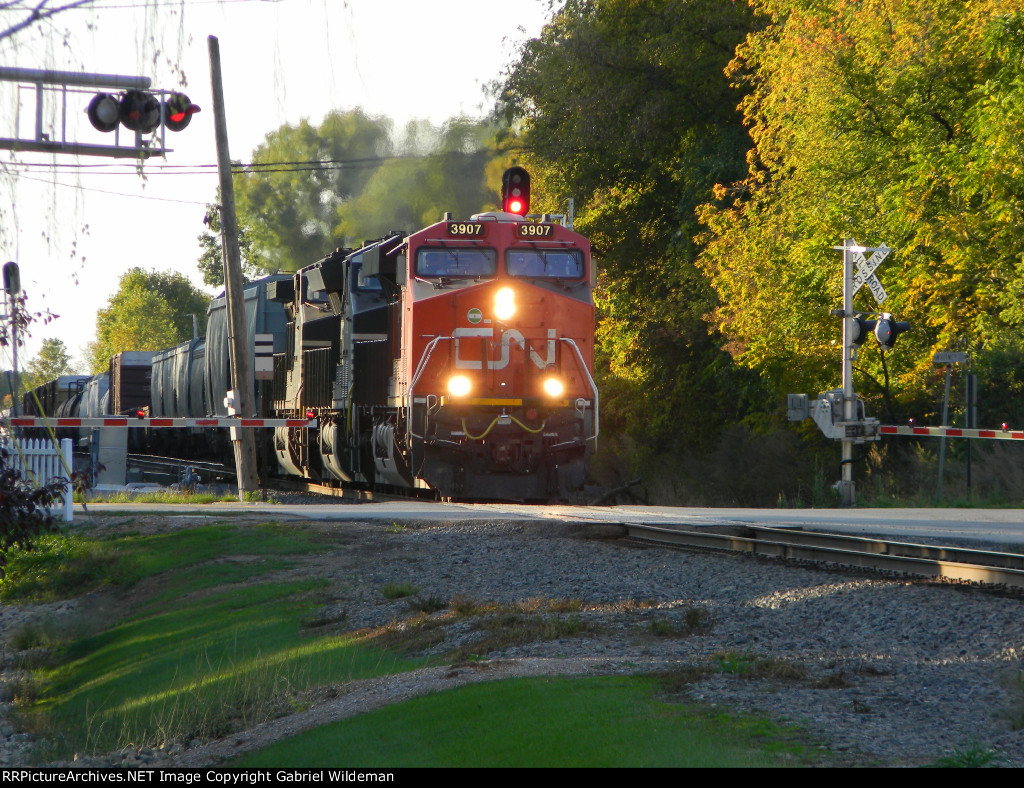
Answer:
[{"left": 621, "top": 523, "right": 1024, "bottom": 589}]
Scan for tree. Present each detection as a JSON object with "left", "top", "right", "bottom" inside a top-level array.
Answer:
[
  {"left": 337, "top": 117, "right": 501, "bottom": 241},
  {"left": 86, "top": 268, "right": 210, "bottom": 373},
  {"left": 227, "top": 109, "right": 394, "bottom": 273},
  {"left": 23, "top": 337, "right": 75, "bottom": 391},
  {"left": 498, "top": 0, "right": 763, "bottom": 452},
  {"left": 698, "top": 0, "right": 1024, "bottom": 422},
  {"left": 196, "top": 203, "right": 266, "bottom": 288},
  {"left": 0, "top": 0, "right": 98, "bottom": 43},
  {"left": 199, "top": 111, "right": 504, "bottom": 279}
]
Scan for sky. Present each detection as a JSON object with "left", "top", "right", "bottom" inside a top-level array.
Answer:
[{"left": 0, "top": 0, "right": 551, "bottom": 372}]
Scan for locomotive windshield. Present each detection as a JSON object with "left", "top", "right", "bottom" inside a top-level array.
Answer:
[
  {"left": 506, "top": 249, "right": 585, "bottom": 279},
  {"left": 416, "top": 248, "right": 497, "bottom": 278}
]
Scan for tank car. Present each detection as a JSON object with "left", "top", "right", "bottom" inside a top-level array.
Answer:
[{"left": 270, "top": 197, "right": 598, "bottom": 500}]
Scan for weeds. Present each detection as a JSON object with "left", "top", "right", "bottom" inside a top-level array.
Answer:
[
  {"left": 996, "top": 668, "right": 1024, "bottom": 731},
  {"left": 711, "top": 650, "right": 807, "bottom": 681},
  {"left": 928, "top": 742, "right": 1005, "bottom": 768},
  {"left": 406, "top": 595, "right": 447, "bottom": 614},
  {"left": 646, "top": 606, "right": 711, "bottom": 638},
  {"left": 381, "top": 582, "right": 420, "bottom": 600}
]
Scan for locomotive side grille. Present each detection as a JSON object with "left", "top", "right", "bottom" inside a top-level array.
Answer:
[
  {"left": 303, "top": 347, "right": 333, "bottom": 408},
  {"left": 272, "top": 353, "right": 287, "bottom": 405},
  {"left": 392, "top": 357, "right": 406, "bottom": 398},
  {"left": 285, "top": 322, "right": 295, "bottom": 370},
  {"left": 334, "top": 359, "right": 351, "bottom": 406}
]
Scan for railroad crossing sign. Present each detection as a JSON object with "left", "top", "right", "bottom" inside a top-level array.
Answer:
[{"left": 850, "top": 243, "right": 891, "bottom": 304}]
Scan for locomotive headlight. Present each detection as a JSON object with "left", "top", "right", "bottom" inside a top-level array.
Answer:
[
  {"left": 494, "top": 287, "right": 516, "bottom": 320},
  {"left": 542, "top": 376, "right": 565, "bottom": 398},
  {"left": 448, "top": 375, "right": 472, "bottom": 397}
]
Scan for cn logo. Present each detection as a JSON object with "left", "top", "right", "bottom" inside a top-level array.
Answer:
[{"left": 453, "top": 328, "right": 556, "bottom": 370}]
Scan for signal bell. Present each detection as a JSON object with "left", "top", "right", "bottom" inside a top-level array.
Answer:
[{"left": 501, "top": 166, "right": 530, "bottom": 216}]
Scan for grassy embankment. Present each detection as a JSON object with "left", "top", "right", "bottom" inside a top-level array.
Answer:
[{"left": 2, "top": 518, "right": 832, "bottom": 766}]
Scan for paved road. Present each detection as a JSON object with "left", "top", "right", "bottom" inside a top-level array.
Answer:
[{"left": 74, "top": 501, "right": 1024, "bottom": 546}]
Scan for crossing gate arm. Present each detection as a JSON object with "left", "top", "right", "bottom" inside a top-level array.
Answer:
[
  {"left": 880, "top": 425, "right": 1024, "bottom": 442},
  {"left": 4, "top": 417, "right": 318, "bottom": 429}
]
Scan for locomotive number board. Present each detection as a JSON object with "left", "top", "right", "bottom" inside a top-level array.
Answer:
[
  {"left": 516, "top": 223, "right": 554, "bottom": 238},
  {"left": 446, "top": 222, "right": 487, "bottom": 237}
]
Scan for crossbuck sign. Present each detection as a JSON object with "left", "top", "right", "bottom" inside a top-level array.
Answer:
[{"left": 850, "top": 243, "right": 891, "bottom": 303}]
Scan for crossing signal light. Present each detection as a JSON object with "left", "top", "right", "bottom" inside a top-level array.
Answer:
[
  {"left": 501, "top": 166, "right": 530, "bottom": 216},
  {"left": 850, "top": 316, "right": 877, "bottom": 346},
  {"left": 164, "top": 92, "right": 200, "bottom": 131},
  {"left": 119, "top": 90, "right": 161, "bottom": 133},
  {"left": 87, "top": 93, "right": 120, "bottom": 133},
  {"left": 87, "top": 91, "right": 200, "bottom": 134},
  {"left": 874, "top": 313, "right": 910, "bottom": 351}
]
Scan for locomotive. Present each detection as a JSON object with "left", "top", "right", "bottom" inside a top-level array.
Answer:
[{"left": 24, "top": 169, "right": 599, "bottom": 501}]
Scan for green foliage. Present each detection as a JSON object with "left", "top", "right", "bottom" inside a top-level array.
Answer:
[
  {"left": 699, "top": 0, "right": 1024, "bottom": 418},
  {"left": 23, "top": 338, "right": 76, "bottom": 392},
  {"left": 210, "top": 111, "right": 503, "bottom": 278},
  {"left": 338, "top": 117, "right": 500, "bottom": 243},
  {"left": 86, "top": 268, "right": 210, "bottom": 373},
  {"left": 229, "top": 108, "right": 394, "bottom": 273},
  {"left": 195, "top": 203, "right": 266, "bottom": 288},
  {"left": 499, "top": 0, "right": 765, "bottom": 452}
]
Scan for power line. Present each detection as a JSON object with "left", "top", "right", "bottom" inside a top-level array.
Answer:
[
  {"left": 1, "top": 151, "right": 487, "bottom": 176},
  {"left": 12, "top": 172, "right": 212, "bottom": 203}
]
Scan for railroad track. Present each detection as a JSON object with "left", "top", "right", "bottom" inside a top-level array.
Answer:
[{"left": 622, "top": 522, "right": 1024, "bottom": 589}]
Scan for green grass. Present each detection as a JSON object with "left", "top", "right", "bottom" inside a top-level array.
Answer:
[
  {"left": 4, "top": 522, "right": 422, "bottom": 760},
  {"left": 0, "top": 522, "right": 318, "bottom": 603},
  {"left": 233, "top": 675, "right": 826, "bottom": 767}
]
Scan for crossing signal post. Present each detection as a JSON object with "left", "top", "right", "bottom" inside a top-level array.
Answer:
[{"left": 789, "top": 239, "right": 911, "bottom": 506}]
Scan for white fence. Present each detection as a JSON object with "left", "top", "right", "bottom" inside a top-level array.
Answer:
[{"left": 4, "top": 437, "right": 74, "bottom": 522}]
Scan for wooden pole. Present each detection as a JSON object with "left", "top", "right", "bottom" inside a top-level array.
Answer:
[{"left": 208, "top": 35, "right": 259, "bottom": 500}]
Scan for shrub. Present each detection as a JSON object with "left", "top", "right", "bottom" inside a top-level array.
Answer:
[{"left": 0, "top": 443, "right": 67, "bottom": 583}]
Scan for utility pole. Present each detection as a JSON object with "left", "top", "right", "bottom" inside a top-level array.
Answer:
[
  {"left": 839, "top": 239, "right": 857, "bottom": 507},
  {"left": 208, "top": 36, "right": 259, "bottom": 500}
]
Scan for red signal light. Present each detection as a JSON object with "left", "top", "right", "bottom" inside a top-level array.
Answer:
[
  {"left": 119, "top": 90, "right": 161, "bottom": 133},
  {"left": 501, "top": 166, "right": 530, "bottom": 216},
  {"left": 164, "top": 92, "right": 200, "bottom": 132}
]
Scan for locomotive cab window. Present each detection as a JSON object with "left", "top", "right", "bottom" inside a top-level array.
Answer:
[
  {"left": 416, "top": 248, "right": 497, "bottom": 279},
  {"left": 352, "top": 262, "right": 382, "bottom": 292},
  {"left": 506, "top": 249, "right": 585, "bottom": 279}
]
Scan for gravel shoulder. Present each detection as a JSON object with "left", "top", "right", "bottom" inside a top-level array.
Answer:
[{"left": 3, "top": 511, "right": 1024, "bottom": 768}]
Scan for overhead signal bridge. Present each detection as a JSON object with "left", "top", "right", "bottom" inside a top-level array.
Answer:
[{"left": 0, "top": 67, "right": 199, "bottom": 159}]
